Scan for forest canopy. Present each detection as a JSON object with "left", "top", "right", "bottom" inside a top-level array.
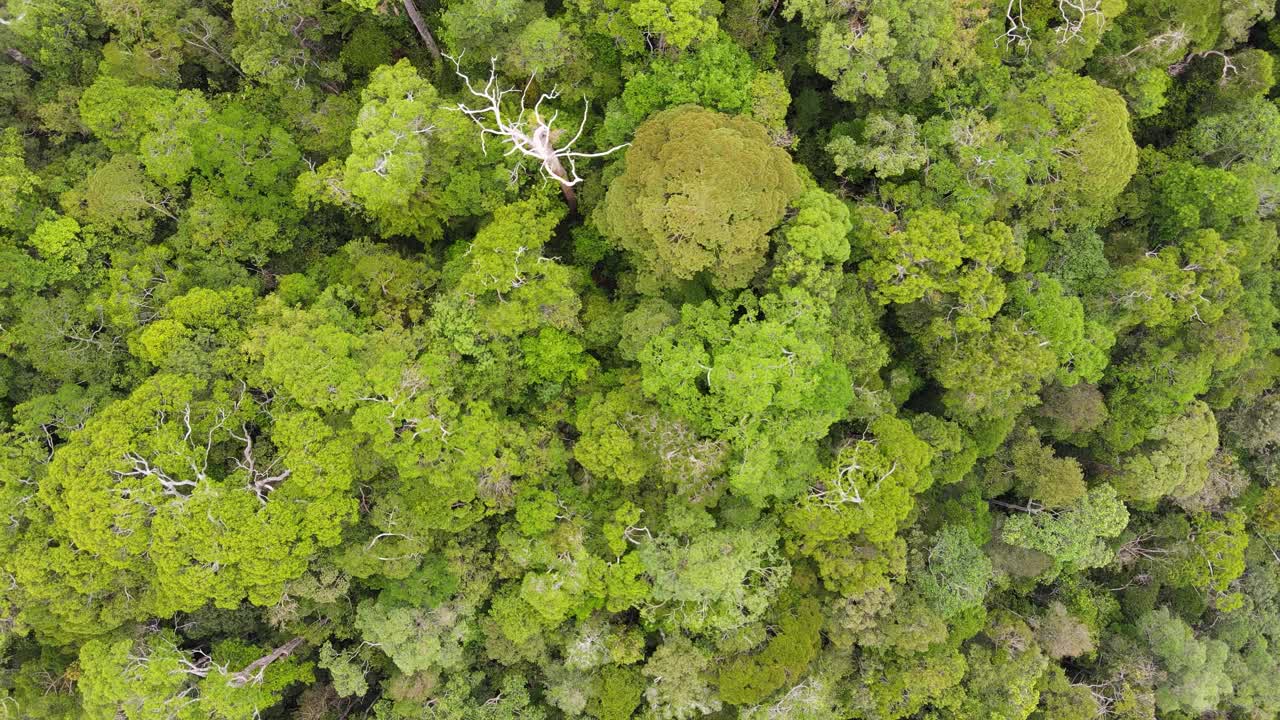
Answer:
[{"left": 3, "top": 0, "right": 1280, "bottom": 719}]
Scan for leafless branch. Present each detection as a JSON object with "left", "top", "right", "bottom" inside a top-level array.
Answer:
[{"left": 444, "top": 54, "right": 629, "bottom": 211}]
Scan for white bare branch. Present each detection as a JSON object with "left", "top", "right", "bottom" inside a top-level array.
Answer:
[
  {"left": 1003, "top": 0, "right": 1030, "bottom": 48},
  {"left": 1169, "top": 49, "right": 1238, "bottom": 82},
  {"left": 112, "top": 452, "right": 198, "bottom": 499},
  {"left": 1054, "top": 0, "right": 1105, "bottom": 44},
  {"left": 444, "top": 54, "right": 628, "bottom": 210},
  {"left": 229, "top": 424, "right": 291, "bottom": 503}
]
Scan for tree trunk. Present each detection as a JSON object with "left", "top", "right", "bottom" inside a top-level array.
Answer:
[
  {"left": 401, "top": 0, "right": 442, "bottom": 63},
  {"left": 559, "top": 182, "right": 578, "bottom": 214},
  {"left": 5, "top": 48, "right": 36, "bottom": 73},
  {"left": 228, "top": 637, "right": 306, "bottom": 688},
  {"left": 545, "top": 156, "right": 578, "bottom": 214}
]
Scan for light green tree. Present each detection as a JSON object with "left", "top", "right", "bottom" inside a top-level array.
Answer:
[{"left": 597, "top": 105, "right": 801, "bottom": 292}]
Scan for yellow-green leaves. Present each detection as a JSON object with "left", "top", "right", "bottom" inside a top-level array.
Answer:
[
  {"left": 338, "top": 59, "right": 508, "bottom": 239},
  {"left": 598, "top": 106, "right": 801, "bottom": 293},
  {"left": 855, "top": 207, "right": 1023, "bottom": 333}
]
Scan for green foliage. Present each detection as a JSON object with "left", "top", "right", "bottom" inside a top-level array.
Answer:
[
  {"left": 1167, "top": 511, "right": 1248, "bottom": 610},
  {"left": 306, "top": 59, "right": 508, "bottom": 240},
  {"left": 78, "top": 630, "right": 314, "bottom": 719},
  {"left": 0, "top": 128, "right": 40, "bottom": 231},
  {"left": 597, "top": 105, "right": 801, "bottom": 292},
  {"left": 784, "top": 0, "right": 960, "bottom": 104},
  {"left": 638, "top": 522, "right": 789, "bottom": 634},
  {"left": 4, "top": 4, "right": 1280, "bottom": 719},
  {"left": 854, "top": 206, "right": 1024, "bottom": 332},
  {"left": 590, "top": 665, "right": 644, "bottom": 720},
  {"left": 599, "top": 33, "right": 789, "bottom": 146},
  {"left": 78, "top": 75, "right": 176, "bottom": 154},
  {"left": 784, "top": 416, "right": 936, "bottom": 595},
  {"left": 996, "top": 71, "right": 1139, "bottom": 230},
  {"left": 919, "top": 525, "right": 994, "bottom": 617},
  {"left": 1137, "top": 607, "right": 1234, "bottom": 714},
  {"left": 1110, "top": 400, "right": 1219, "bottom": 504},
  {"left": 717, "top": 598, "right": 821, "bottom": 705},
  {"left": 1008, "top": 275, "right": 1113, "bottom": 387},
  {"left": 1001, "top": 484, "right": 1130, "bottom": 570},
  {"left": 640, "top": 634, "right": 723, "bottom": 718},
  {"left": 571, "top": 0, "right": 722, "bottom": 56},
  {"left": 355, "top": 597, "right": 471, "bottom": 674},
  {"left": 948, "top": 612, "right": 1049, "bottom": 720},
  {"left": 828, "top": 111, "right": 929, "bottom": 180},
  {"left": 230, "top": 0, "right": 336, "bottom": 88}
]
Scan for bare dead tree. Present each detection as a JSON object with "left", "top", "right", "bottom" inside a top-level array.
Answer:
[
  {"left": 445, "top": 54, "right": 630, "bottom": 213},
  {"left": 1114, "top": 530, "right": 1169, "bottom": 567},
  {"left": 399, "top": 0, "right": 441, "bottom": 63}
]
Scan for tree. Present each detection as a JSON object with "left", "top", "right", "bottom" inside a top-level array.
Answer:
[
  {"left": 848, "top": 644, "right": 967, "bottom": 720},
  {"left": 175, "top": 103, "right": 305, "bottom": 263},
  {"left": 597, "top": 105, "right": 801, "bottom": 292},
  {"left": 995, "top": 71, "right": 1138, "bottom": 230},
  {"left": 230, "top": 0, "right": 336, "bottom": 88},
  {"left": 784, "top": 416, "right": 935, "bottom": 596},
  {"left": 78, "top": 630, "right": 314, "bottom": 720},
  {"left": 828, "top": 111, "right": 929, "bottom": 180},
  {"left": 641, "top": 634, "right": 724, "bottom": 719},
  {"left": 1166, "top": 511, "right": 1248, "bottom": 610},
  {"left": 591, "top": 665, "right": 644, "bottom": 720},
  {"left": 636, "top": 291, "right": 855, "bottom": 504},
  {"left": 33, "top": 373, "right": 358, "bottom": 627},
  {"left": 330, "top": 59, "right": 507, "bottom": 239},
  {"left": 438, "top": 0, "right": 549, "bottom": 73},
  {"left": 1109, "top": 400, "right": 1218, "bottom": 505},
  {"left": 598, "top": 33, "right": 789, "bottom": 148},
  {"left": 570, "top": 0, "right": 722, "bottom": 56},
  {"left": 947, "top": 613, "right": 1048, "bottom": 720},
  {"left": 1, "top": 0, "right": 103, "bottom": 84},
  {"left": 355, "top": 596, "right": 472, "bottom": 674},
  {"left": 718, "top": 599, "right": 822, "bottom": 705},
  {"left": 853, "top": 207, "right": 1024, "bottom": 332},
  {"left": 1136, "top": 607, "right": 1234, "bottom": 715},
  {"left": 930, "top": 316, "right": 1058, "bottom": 424},
  {"left": 1008, "top": 276, "right": 1113, "bottom": 387},
  {"left": 1036, "top": 602, "right": 1095, "bottom": 660},
  {"left": 0, "top": 127, "right": 38, "bottom": 231},
  {"left": 69, "top": 154, "right": 178, "bottom": 237},
  {"left": 983, "top": 424, "right": 1087, "bottom": 508},
  {"left": 1000, "top": 483, "right": 1129, "bottom": 570},
  {"left": 918, "top": 525, "right": 993, "bottom": 618},
  {"left": 638, "top": 522, "right": 789, "bottom": 635},
  {"left": 783, "top": 0, "right": 960, "bottom": 104},
  {"left": 1178, "top": 96, "right": 1280, "bottom": 171},
  {"left": 78, "top": 74, "right": 176, "bottom": 153},
  {"left": 398, "top": 0, "right": 443, "bottom": 60}
]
